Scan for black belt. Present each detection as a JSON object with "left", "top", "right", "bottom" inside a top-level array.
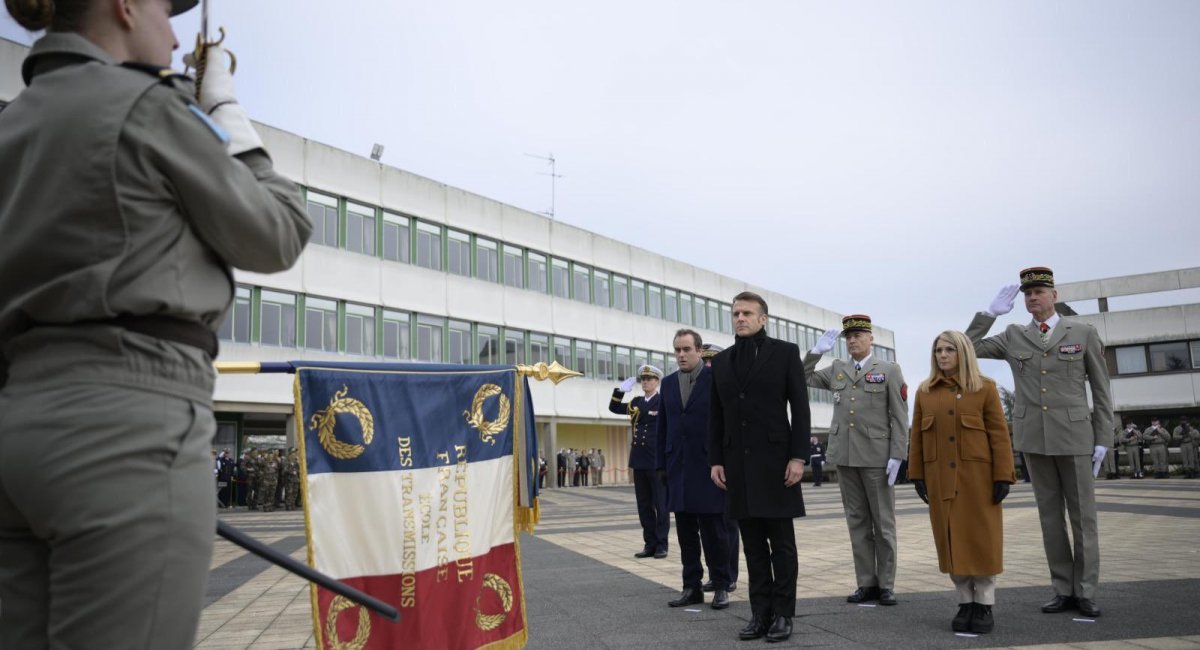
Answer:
[{"left": 75, "top": 315, "right": 220, "bottom": 358}]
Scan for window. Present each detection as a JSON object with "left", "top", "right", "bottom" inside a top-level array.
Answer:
[
  {"left": 259, "top": 289, "right": 297, "bottom": 348},
  {"left": 1149, "top": 342, "right": 1190, "bottom": 372},
  {"left": 647, "top": 284, "right": 662, "bottom": 319},
  {"left": 503, "top": 245, "right": 524, "bottom": 288},
  {"left": 651, "top": 352, "right": 667, "bottom": 374},
  {"left": 596, "top": 344, "right": 614, "bottom": 381},
  {"left": 305, "top": 191, "right": 338, "bottom": 248},
  {"left": 304, "top": 297, "right": 338, "bottom": 352},
  {"left": 553, "top": 336, "right": 572, "bottom": 367},
  {"left": 217, "top": 285, "right": 252, "bottom": 343},
  {"left": 415, "top": 222, "right": 442, "bottom": 270},
  {"left": 345, "top": 202, "right": 376, "bottom": 256},
  {"left": 664, "top": 289, "right": 678, "bottom": 322},
  {"left": 527, "top": 253, "right": 548, "bottom": 293},
  {"left": 1193, "top": 341, "right": 1200, "bottom": 370},
  {"left": 416, "top": 315, "right": 444, "bottom": 362},
  {"left": 666, "top": 354, "right": 679, "bottom": 375},
  {"left": 720, "top": 304, "right": 732, "bottom": 334},
  {"left": 477, "top": 325, "right": 500, "bottom": 365},
  {"left": 344, "top": 303, "right": 376, "bottom": 356},
  {"left": 767, "top": 320, "right": 779, "bottom": 339},
  {"left": 573, "top": 264, "right": 591, "bottom": 303},
  {"left": 612, "top": 275, "right": 629, "bottom": 311},
  {"left": 787, "top": 322, "right": 798, "bottom": 344},
  {"left": 615, "top": 346, "right": 632, "bottom": 380},
  {"left": 551, "top": 258, "right": 570, "bottom": 298},
  {"left": 505, "top": 330, "right": 526, "bottom": 365},
  {"left": 680, "top": 293, "right": 693, "bottom": 326},
  {"left": 448, "top": 320, "right": 472, "bottom": 364},
  {"left": 1114, "top": 345, "right": 1147, "bottom": 374},
  {"left": 446, "top": 229, "right": 471, "bottom": 277},
  {"left": 574, "top": 340, "right": 594, "bottom": 378},
  {"left": 633, "top": 349, "right": 649, "bottom": 372},
  {"left": 382, "top": 212, "right": 410, "bottom": 263},
  {"left": 382, "top": 310, "right": 411, "bottom": 359},
  {"left": 706, "top": 300, "right": 719, "bottom": 332},
  {"left": 630, "top": 280, "right": 647, "bottom": 316},
  {"left": 593, "top": 271, "right": 610, "bottom": 307},
  {"left": 529, "top": 333, "right": 550, "bottom": 364},
  {"left": 693, "top": 297, "right": 706, "bottom": 329},
  {"left": 475, "top": 238, "right": 499, "bottom": 283}
]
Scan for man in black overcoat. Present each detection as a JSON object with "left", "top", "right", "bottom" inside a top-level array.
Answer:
[{"left": 709, "top": 291, "right": 810, "bottom": 643}]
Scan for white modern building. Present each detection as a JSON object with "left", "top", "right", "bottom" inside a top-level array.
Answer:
[{"left": 1, "top": 37, "right": 898, "bottom": 484}]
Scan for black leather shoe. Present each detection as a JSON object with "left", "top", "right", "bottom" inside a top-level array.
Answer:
[
  {"left": 728, "top": 583, "right": 737, "bottom": 592},
  {"left": 878, "top": 588, "right": 897, "bottom": 606},
  {"left": 653, "top": 548, "right": 668, "bottom": 559},
  {"left": 1041, "top": 595, "right": 1075, "bottom": 613},
  {"left": 738, "top": 615, "right": 770, "bottom": 640},
  {"left": 668, "top": 588, "right": 703, "bottom": 607},
  {"left": 847, "top": 586, "right": 881, "bottom": 603},
  {"left": 634, "top": 548, "right": 654, "bottom": 558},
  {"left": 1077, "top": 598, "right": 1101, "bottom": 617},
  {"left": 711, "top": 589, "right": 730, "bottom": 610},
  {"left": 970, "top": 603, "right": 994, "bottom": 633},
  {"left": 952, "top": 603, "right": 972, "bottom": 632},
  {"left": 765, "top": 616, "right": 792, "bottom": 643},
  {"left": 702, "top": 581, "right": 715, "bottom": 592}
]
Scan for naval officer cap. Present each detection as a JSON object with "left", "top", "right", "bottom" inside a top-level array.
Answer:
[
  {"left": 1019, "top": 266, "right": 1054, "bottom": 291},
  {"left": 170, "top": 0, "right": 200, "bottom": 15},
  {"left": 637, "top": 365, "right": 663, "bottom": 380},
  {"left": 841, "top": 314, "right": 872, "bottom": 334},
  {"left": 700, "top": 343, "right": 724, "bottom": 360}
]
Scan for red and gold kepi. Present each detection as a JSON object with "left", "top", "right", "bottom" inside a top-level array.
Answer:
[
  {"left": 841, "top": 314, "right": 872, "bottom": 334},
  {"left": 1020, "top": 266, "right": 1055, "bottom": 291}
]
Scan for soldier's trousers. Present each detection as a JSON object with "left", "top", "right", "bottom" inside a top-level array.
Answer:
[
  {"left": 1024, "top": 453, "right": 1099, "bottom": 601},
  {"left": 1150, "top": 445, "right": 1169, "bottom": 474},
  {"left": 0, "top": 382, "right": 215, "bottom": 649},
  {"left": 1182, "top": 443, "right": 1197, "bottom": 471},
  {"left": 1123, "top": 446, "right": 1142, "bottom": 475},
  {"left": 1102, "top": 448, "right": 1117, "bottom": 476},
  {"left": 837, "top": 466, "right": 898, "bottom": 590}
]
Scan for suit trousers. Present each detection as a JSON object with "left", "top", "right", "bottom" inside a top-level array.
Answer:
[
  {"left": 837, "top": 466, "right": 898, "bottom": 590},
  {"left": 0, "top": 382, "right": 215, "bottom": 649},
  {"left": 738, "top": 517, "right": 798, "bottom": 618},
  {"left": 1025, "top": 453, "right": 1099, "bottom": 600},
  {"left": 725, "top": 515, "right": 740, "bottom": 585},
  {"left": 675, "top": 512, "right": 732, "bottom": 590},
  {"left": 633, "top": 469, "right": 670, "bottom": 552}
]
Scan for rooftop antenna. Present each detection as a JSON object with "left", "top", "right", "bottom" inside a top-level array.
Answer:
[{"left": 524, "top": 152, "right": 563, "bottom": 219}]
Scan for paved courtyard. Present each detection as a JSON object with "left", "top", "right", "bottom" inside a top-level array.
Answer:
[{"left": 197, "top": 478, "right": 1200, "bottom": 649}]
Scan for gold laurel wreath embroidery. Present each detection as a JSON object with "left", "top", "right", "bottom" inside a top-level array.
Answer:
[
  {"left": 463, "top": 384, "right": 510, "bottom": 445},
  {"left": 310, "top": 385, "right": 375, "bottom": 460},
  {"left": 325, "top": 595, "right": 371, "bottom": 650},
  {"left": 473, "top": 573, "right": 514, "bottom": 631}
]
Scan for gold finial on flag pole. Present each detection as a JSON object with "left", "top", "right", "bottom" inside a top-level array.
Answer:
[
  {"left": 516, "top": 361, "right": 582, "bottom": 384},
  {"left": 214, "top": 361, "right": 263, "bottom": 374}
]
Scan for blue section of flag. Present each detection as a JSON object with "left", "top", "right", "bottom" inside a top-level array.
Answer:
[{"left": 298, "top": 365, "right": 529, "bottom": 475}]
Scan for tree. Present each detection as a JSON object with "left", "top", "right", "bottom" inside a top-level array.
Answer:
[{"left": 999, "top": 385, "right": 1015, "bottom": 430}]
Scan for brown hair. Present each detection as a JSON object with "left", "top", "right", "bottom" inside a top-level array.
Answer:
[
  {"left": 673, "top": 328, "right": 703, "bottom": 349},
  {"left": 732, "top": 291, "right": 768, "bottom": 315},
  {"left": 6, "top": 0, "right": 93, "bottom": 32},
  {"left": 919, "top": 330, "right": 985, "bottom": 394}
]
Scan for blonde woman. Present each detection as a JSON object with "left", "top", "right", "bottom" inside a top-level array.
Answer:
[{"left": 909, "top": 331, "right": 1015, "bottom": 634}]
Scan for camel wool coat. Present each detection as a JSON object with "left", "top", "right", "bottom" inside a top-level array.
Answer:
[{"left": 908, "top": 374, "right": 1015, "bottom": 576}]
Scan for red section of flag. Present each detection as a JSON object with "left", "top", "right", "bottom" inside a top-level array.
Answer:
[{"left": 316, "top": 542, "right": 525, "bottom": 650}]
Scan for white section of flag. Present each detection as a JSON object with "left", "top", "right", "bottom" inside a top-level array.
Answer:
[{"left": 307, "top": 456, "right": 514, "bottom": 580}]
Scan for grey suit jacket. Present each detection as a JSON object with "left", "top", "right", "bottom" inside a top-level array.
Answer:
[
  {"left": 966, "top": 312, "right": 1113, "bottom": 455},
  {"left": 804, "top": 352, "right": 908, "bottom": 467}
]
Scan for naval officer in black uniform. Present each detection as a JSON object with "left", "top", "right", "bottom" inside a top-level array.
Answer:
[{"left": 611, "top": 364, "right": 669, "bottom": 558}]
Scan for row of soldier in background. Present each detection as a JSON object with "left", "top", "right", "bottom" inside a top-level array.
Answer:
[
  {"left": 549, "top": 447, "right": 607, "bottom": 487},
  {"left": 213, "top": 448, "right": 304, "bottom": 511},
  {"left": 1101, "top": 416, "right": 1199, "bottom": 479}
]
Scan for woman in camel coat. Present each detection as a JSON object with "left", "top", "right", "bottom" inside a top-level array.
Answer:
[{"left": 909, "top": 330, "right": 1015, "bottom": 635}]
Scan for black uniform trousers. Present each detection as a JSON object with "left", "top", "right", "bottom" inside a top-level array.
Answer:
[
  {"left": 811, "top": 461, "right": 824, "bottom": 486},
  {"left": 633, "top": 469, "right": 670, "bottom": 552},
  {"left": 675, "top": 512, "right": 731, "bottom": 590},
  {"left": 739, "top": 516, "right": 798, "bottom": 618}
]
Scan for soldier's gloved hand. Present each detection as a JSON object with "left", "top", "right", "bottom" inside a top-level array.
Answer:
[
  {"left": 992, "top": 481, "right": 1010, "bottom": 504},
  {"left": 912, "top": 479, "right": 929, "bottom": 504},
  {"left": 1091, "top": 445, "right": 1108, "bottom": 478},
  {"left": 885, "top": 458, "right": 902, "bottom": 486},
  {"left": 811, "top": 328, "right": 839, "bottom": 355},
  {"left": 195, "top": 45, "right": 264, "bottom": 156},
  {"left": 618, "top": 377, "right": 637, "bottom": 393},
  {"left": 985, "top": 285, "right": 1020, "bottom": 317}
]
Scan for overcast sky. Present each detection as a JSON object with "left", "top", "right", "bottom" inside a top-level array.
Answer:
[{"left": 4, "top": 1, "right": 1198, "bottom": 391}]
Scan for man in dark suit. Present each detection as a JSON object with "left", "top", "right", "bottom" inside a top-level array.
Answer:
[
  {"left": 710, "top": 291, "right": 811, "bottom": 643},
  {"left": 702, "top": 343, "right": 740, "bottom": 594},
  {"left": 610, "top": 365, "right": 669, "bottom": 558},
  {"left": 556, "top": 448, "right": 567, "bottom": 488},
  {"left": 658, "top": 329, "right": 732, "bottom": 610}
]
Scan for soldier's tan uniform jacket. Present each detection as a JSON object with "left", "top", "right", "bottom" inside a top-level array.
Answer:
[
  {"left": 804, "top": 353, "right": 908, "bottom": 466},
  {"left": 1174, "top": 425, "right": 1200, "bottom": 446},
  {"left": 1143, "top": 425, "right": 1171, "bottom": 447},
  {"left": 0, "top": 34, "right": 311, "bottom": 401},
  {"left": 966, "top": 313, "right": 1113, "bottom": 455}
]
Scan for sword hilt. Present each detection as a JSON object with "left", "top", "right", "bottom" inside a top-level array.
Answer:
[{"left": 186, "top": 26, "right": 236, "bottom": 103}]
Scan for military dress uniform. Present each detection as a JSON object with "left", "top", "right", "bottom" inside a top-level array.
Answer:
[
  {"left": 0, "top": 25, "right": 311, "bottom": 649},
  {"left": 1101, "top": 427, "right": 1120, "bottom": 479},
  {"left": 1175, "top": 422, "right": 1199, "bottom": 478},
  {"left": 1119, "top": 426, "right": 1143, "bottom": 478},
  {"left": 967, "top": 267, "right": 1113, "bottom": 613},
  {"left": 1143, "top": 423, "right": 1171, "bottom": 478},
  {"left": 610, "top": 365, "right": 669, "bottom": 556},
  {"left": 804, "top": 315, "right": 908, "bottom": 603}
]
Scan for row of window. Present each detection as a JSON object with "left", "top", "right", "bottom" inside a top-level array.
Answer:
[
  {"left": 303, "top": 187, "right": 853, "bottom": 348},
  {"left": 1110, "top": 339, "right": 1200, "bottom": 376},
  {"left": 216, "top": 285, "right": 897, "bottom": 403}
]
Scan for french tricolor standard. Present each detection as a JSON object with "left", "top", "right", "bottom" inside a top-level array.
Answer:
[{"left": 294, "top": 362, "right": 539, "bottom": 650}]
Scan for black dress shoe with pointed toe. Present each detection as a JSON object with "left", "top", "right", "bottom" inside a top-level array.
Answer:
[
  {"left": 711, "top": 589, "right": 730, "bottom": 610},
  {"left": 878, "top": 588, "right": 897, "bottom": 606},
  {"left": 765, "top": 616, "right": 792, "bottom": 643},
  {"left": 1077, "top": 598, "right": 1101, "bottom": 618},
  {"left": 738, "top": 615, "right": 770, "bottom": 640},
  {"left": 846, "top": 586, "right": 881, "bottom": 603},
  {"left": 668, "top": 587, "right": 703, "bottom": 608},
  {"left": 970, "top": 603, "right": 994, "bottom": 633},
  {"left": 1041, "top": 595, "right": 1075, "bottom": 613},
  {"left": 952, "top": 603, "right": 972, "bottom": 632},
  {"left": 653, "top": 548, "right": 668, "bottom": 559},
  {"left": 702, "top": 581, "right": 715, "bottom": 592},
  {"left": 634, "top": 548, "right": 654, "bottom": 558},
  {"left": 727, "top": 583, "right": 736, "bottom": 592}
]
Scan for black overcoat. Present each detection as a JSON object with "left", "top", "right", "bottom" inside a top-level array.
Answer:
[
  {"left": 708, "top": 337, "right": 811, "bottom": 519},
  {"left": 656, "top": 367, "right": 725, "bottom": 514}
]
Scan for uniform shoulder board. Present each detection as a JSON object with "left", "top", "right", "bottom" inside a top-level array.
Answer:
[{"left": 119, "top": 61, "right": 191, "bottom": 83}]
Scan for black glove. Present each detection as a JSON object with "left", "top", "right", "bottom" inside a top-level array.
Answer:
[
  {"left": 992, "top": 481, "right": 1010, "bottom": 504},
  {"left": 912, "top": 479, "right": 929, "bottom": 505}
]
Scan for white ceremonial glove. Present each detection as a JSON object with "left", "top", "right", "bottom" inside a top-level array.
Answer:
[
  {"left": 810, "top": 328, "right": 840, "bottom": 355},
  {"left": 1091, "top": 445, "right": 1107, "bottom": 478},
  {"left": 195, "top": 46, "right": 264, "bottom": 156},
  {"left": 618, "top": 377, "right": 637, "bottom": 393},
  {"left": 886, "top": 458, "right": 902, "bottom": 486},
  {"left": 985, "top": 285, "right": 1020, "bottom": 317}
]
